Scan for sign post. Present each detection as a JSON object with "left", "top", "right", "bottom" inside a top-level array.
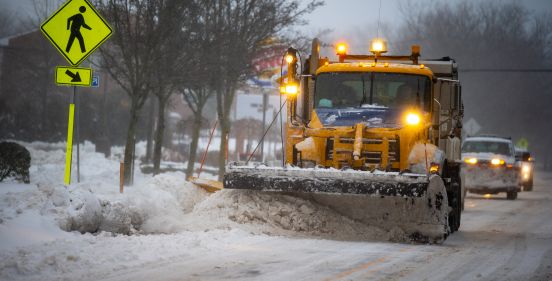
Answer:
[
  {"left": 64, "top": 101, "right": 75, "bottom": 185},
  {"left": 41, "top": 0, "right": 112, "bottom": 185},
  {"left": 75, "top": 86, "right": 80, "bottom": 182}
]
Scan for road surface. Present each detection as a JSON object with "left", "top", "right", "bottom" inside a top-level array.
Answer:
[
  {"left": 2, "top": 172, "right": 551, "bottom": 281},
  {"left": 97, "top": 172, "right": 552, "bottom": 281}
]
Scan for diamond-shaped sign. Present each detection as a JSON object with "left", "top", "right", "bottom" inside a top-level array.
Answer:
[
  {"left": 516, "top": 138, "right": 529, "bottom": 149},
  {"left": 463, "top": 118, "right": 481, "bottom": 136},
  {"left": 40, "top": 0, "right": 112, "bottom": 66}
]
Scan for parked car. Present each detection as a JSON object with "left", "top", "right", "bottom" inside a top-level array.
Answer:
[
  {"left": 515, "top": 148, "right": 534, "bottom": 191},
  {"left": 461, "top": 135, "right": 521, "bottom": 200}
]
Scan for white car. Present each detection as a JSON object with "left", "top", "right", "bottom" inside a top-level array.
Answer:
[{"left": 461, "top": 136, "right": 521, "bottom": 200}]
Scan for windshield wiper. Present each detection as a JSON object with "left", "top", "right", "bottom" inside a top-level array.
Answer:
[{"left": 360, "top": 75, "right": 366, "bottom": 106}]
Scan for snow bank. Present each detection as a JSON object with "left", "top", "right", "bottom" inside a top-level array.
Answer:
[
  {"left": 2, "top": 141, "right": 424, "bottom": 242},
  {"left": 2, "top": 141, "right": 418, "bottom": 250},
  {"left": 1, "top": 140, "right": 442, "bottom": 280},
  {"left": 1, "top": 142, "right": 210, "bottom": 240}
]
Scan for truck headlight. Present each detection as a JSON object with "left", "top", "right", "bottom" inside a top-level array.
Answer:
[
  {"left": 491, "top": 158, "right": 505, "bottom": 165},
  {"left": 285, "top": 84, "right": 298, "bottom": 95},
  {"left": 405, "top": 113, "right": 421, "bottom": 125},
  {"left": 464, "top": 158, "right": 477, "bottom": 164}
]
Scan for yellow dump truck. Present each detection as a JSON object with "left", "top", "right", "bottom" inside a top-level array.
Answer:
[{"left": 224, "top": 38, "right": 464, "bottom": 242}]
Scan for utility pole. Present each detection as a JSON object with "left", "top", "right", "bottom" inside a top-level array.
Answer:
[{"left": 260, "top": 89, "right": 268, "bottom": 162}]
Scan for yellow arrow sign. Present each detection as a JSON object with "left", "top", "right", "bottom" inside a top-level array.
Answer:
[
  {"left": 41, "top": 0, "right": 112, "bottom": 66},
  {"left": 55, "top": 66, "right": 92, "bottom": 86}
]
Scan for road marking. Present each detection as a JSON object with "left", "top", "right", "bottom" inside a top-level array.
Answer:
[{"left": 323, "top": 247, "right": 412, "bottom": 281}]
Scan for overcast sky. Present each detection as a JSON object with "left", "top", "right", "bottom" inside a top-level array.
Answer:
[
  {"left": 301, "top": 0, "right": 552, "bottom": 54},
  {"left": 2, "top": 0, "right": 551, "bottom": 45},
  {"left": 304, "top": 0, "right": 552, "bottom": 32}
]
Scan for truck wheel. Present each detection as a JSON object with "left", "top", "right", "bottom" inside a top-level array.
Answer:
[
  {"left": 448, "top": 181, "right": 461, "bottom": 232},
  {"left": 461, "top": 187, "right": 467, "bottom": 211},
  {"left": 506, "top": 190, "right": 518, "bottom": 200}
]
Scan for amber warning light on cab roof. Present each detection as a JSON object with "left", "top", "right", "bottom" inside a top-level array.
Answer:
[
  {"left": 334, "top": 38, "right": 422, "bottom": 64},
  {"left": 369, "top": 38, "right": 387, "bottom": 54},
  {"left": 336, "top": 43, "right": 347, "bottom": 55}
]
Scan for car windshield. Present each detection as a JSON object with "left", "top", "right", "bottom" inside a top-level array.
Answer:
[
  {"left": 314, "top": 72, "right": 431, "bottom": 111},
  {"left": 462, "top": 141, "right": 512, "bottom": 156}
]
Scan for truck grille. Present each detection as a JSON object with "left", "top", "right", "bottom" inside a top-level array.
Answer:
[{"left": 325, "top": 135, "right": 400, "bottom": 164}]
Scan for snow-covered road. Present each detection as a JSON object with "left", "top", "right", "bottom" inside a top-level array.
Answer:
[
  {"left": 5, "top": 175, "right": 549, "bottom": 281},
  {"left": 97, "top": 173, "right": 552, "bottom": 281}
]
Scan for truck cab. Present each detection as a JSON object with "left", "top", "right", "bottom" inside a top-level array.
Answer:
[{"left": 283, "top": 39, "right": 465, "bottom": 231}]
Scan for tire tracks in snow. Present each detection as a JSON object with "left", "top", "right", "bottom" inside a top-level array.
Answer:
[{"left": 386, "top": 180, "right": 552, "bottom": 281}]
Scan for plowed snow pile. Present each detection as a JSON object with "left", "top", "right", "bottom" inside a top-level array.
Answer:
[
  {"left": 1, "top": 141, "right": 407, "bottom": 246},
  {"left": 187, "top": 190, "right": 407, "bottom": 241}
]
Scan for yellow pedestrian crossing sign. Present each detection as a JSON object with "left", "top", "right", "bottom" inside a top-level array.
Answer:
[
  {"left": 516, "top": 138, "right": 529, "bottom": 149},
  {"left": 55, "top": 66, "right": 92, "bottom": 86},
  {"left": 40, "top": 0, "right": 112, "bottom": 66}
]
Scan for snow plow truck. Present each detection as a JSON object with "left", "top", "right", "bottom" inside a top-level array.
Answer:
[{"left": 224, "top": 38, "right": 464, "bottom": 243}]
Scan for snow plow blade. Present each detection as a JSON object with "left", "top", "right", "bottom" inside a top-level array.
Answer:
[{"left": 223, "top": 165, "right": 450, "bottom": 243}]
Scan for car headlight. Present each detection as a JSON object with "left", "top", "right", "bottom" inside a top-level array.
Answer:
[
  {"left": 464, "top": 158, "right": 477, "bottom": 164},
  {"left": 522, "top": 165, "right": 530, "bottom": 173},
  {"left": 491, "top": 158, "right": 505, "bottom": 165}
]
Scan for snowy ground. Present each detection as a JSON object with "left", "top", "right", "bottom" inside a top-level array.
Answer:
[{"left": 1, "top": 142, "right": 552, "bottom": 280}]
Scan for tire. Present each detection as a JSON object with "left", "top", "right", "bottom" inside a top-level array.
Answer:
[
  {"left": 448, "top": 181, "right": 462, "bottom": 232},
  {"left": 506, "top": 190, "right": 518, "bottom": 200},
  {"left": 461, "top": 188, "right": 467, "bottom": 211},
  {"left": 524, "top": 178, "right": 533, "bottom": 191}
]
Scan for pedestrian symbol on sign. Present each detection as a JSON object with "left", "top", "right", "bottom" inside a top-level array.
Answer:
[
  {"left": 66, "top": 6, "right": 92, "bottom": 53},
  {"left": 40, "top": 0, "right": 112, "bottom": 66}
]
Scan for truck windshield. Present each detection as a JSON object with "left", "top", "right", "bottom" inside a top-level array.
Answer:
[
  {"left": 462, "top": 141, "right": 512, "bottom": 156},
  {"left": 315, "top": 72, "right": 431, "bottom": 111}
]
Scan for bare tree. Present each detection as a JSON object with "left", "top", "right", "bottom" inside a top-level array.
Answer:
[
  {"left": 148, "top": 0, "right": 197, "bottom": 175},
  {"left": 96, "top": 0, "right": 167, "bottom": 184},
  {"left": 0, "top": 9, "right": 18, "bottom": 38},
  {"left": 204, "top": 0, "right": 323, "bottom": 180},
  {"left": 181, "top": 87, "right": 211, "bottom": 178},
  {"left": 0, "top": 0, "right": 64, "bottom": 141},
  {"left": 177, "top": 1, "right": 218, "bottom": 178},
  {"left": 396, "top": 0, "right": 552, "bottom": 169}
]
